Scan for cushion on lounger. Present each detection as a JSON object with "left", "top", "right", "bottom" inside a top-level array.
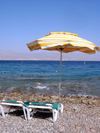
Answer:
[
  {"left": 23, "top": 102, "right": 60, "bottom": 110},
  {"left": 4, "top": 100, "right": 17, "bottom": 103}
]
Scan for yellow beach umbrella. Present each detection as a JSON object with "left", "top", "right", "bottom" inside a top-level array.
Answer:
[
  {"left": 26, "top": 32, "right": 100, "bottom": 111},
  {"left": 26, "top": 32, "right": 100, "bottom": 53}
]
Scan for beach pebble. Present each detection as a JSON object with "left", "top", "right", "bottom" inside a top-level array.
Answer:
[{"left": 35, "top": 82, "right": 42, "bottom": 85}]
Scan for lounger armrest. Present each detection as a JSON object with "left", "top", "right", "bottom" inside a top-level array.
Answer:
[
  {"left": 45, "top": 104, "right": 53, "bottom": 107},
  {"left": 17, "top": 101, "right": 24, "bottom": 104}
]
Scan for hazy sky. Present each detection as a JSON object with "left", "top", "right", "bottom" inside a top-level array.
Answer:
[{"left": 0, "top": 0, "right": 100, "bottom": 60}]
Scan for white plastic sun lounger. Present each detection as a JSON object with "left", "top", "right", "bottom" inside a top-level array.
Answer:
[
  {"left": 0, "top": 100, "right": 28, "bottom": 120},
  {"left": 0, "top": 100, "right": 63, "bottom": 122},
  {"left": 23, "top": 102, "right": 63, "bottom": 123}
]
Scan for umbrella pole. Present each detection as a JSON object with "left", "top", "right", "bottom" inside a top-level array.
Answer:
[
  {"left": 58, "top": 50, "right": 62, "bottom": 103},
  {"left": 58, "top": 50, "right": 62, "bottom": 118}
]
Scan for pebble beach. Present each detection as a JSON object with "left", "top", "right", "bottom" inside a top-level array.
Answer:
[{"left": 0, "top": 92, "right": 100, "bottom": 133}]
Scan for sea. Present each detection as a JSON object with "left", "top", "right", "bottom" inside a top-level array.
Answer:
[{"left": 0, "top": 60, "right": 100, "bottom": 97}]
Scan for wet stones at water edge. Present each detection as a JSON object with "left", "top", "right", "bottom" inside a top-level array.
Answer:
[{"left": 0, "top": 92, "right": 100, "bottom": 106}]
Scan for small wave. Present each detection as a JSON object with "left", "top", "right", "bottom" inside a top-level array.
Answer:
[
  {"left": 7, "top": 86, "right": 17, "bottom": 91},
  {"left": 78, "top": 93, "right": 88, "bottom": 97},
  {"left": 35, "top": 85, "right": 47, "bottom": 89},
  {"left": 26, "top": 87, "right": 30, "bottom": 90}
]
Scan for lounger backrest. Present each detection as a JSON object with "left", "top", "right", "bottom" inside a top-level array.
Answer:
[
  {"left": 2, "top": 100, "right": 24, "bottom": 105},
  {"left": 4, "top": 100, "right": 17, "bottom": 103}
]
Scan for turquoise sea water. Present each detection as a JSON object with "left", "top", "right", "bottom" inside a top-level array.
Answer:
[{"left": 0, "top": 60, "right": 100, "bottom": 97}]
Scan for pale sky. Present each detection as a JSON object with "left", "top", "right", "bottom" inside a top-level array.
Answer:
[{"left": 0, "top": 0, "right": 100, "bottom": 60}]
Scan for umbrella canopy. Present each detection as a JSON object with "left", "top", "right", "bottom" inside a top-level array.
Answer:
[
  {"left": 26, "top": 32, "right": 100, "bottom": 54},
  {"left": 26, "top": 32, "right": 100, "bottom": 104}
]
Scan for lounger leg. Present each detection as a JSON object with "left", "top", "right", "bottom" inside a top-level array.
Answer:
[
  {"left": 23, "top": 107, "right": 31, "bottom": 120},
  {"left": 31, "top": 109, "right": 35, "bottom": 118},
  {"left": 59, "top": 104, "right": 63, "bottom": 113},
  {"left": 26, "top": 108, "right": 31, "bottom": 120},
  {"left": 6, "top": 107, "right": 12, "bottom": 116},
  {"left": 52, "top": 109, "right": 58, "bottom": 123},
  {"left": 23, "top": 107, "right": 27, "bottom": 120},
  {"left": 0, "top": 105, "right": 5, "bottom": 118},
  {"left": 60, "top": 104, "right": 63, "bottom": 113},
  {"left": 57, "top": 104, "right": 64, "bottom": 118}
]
